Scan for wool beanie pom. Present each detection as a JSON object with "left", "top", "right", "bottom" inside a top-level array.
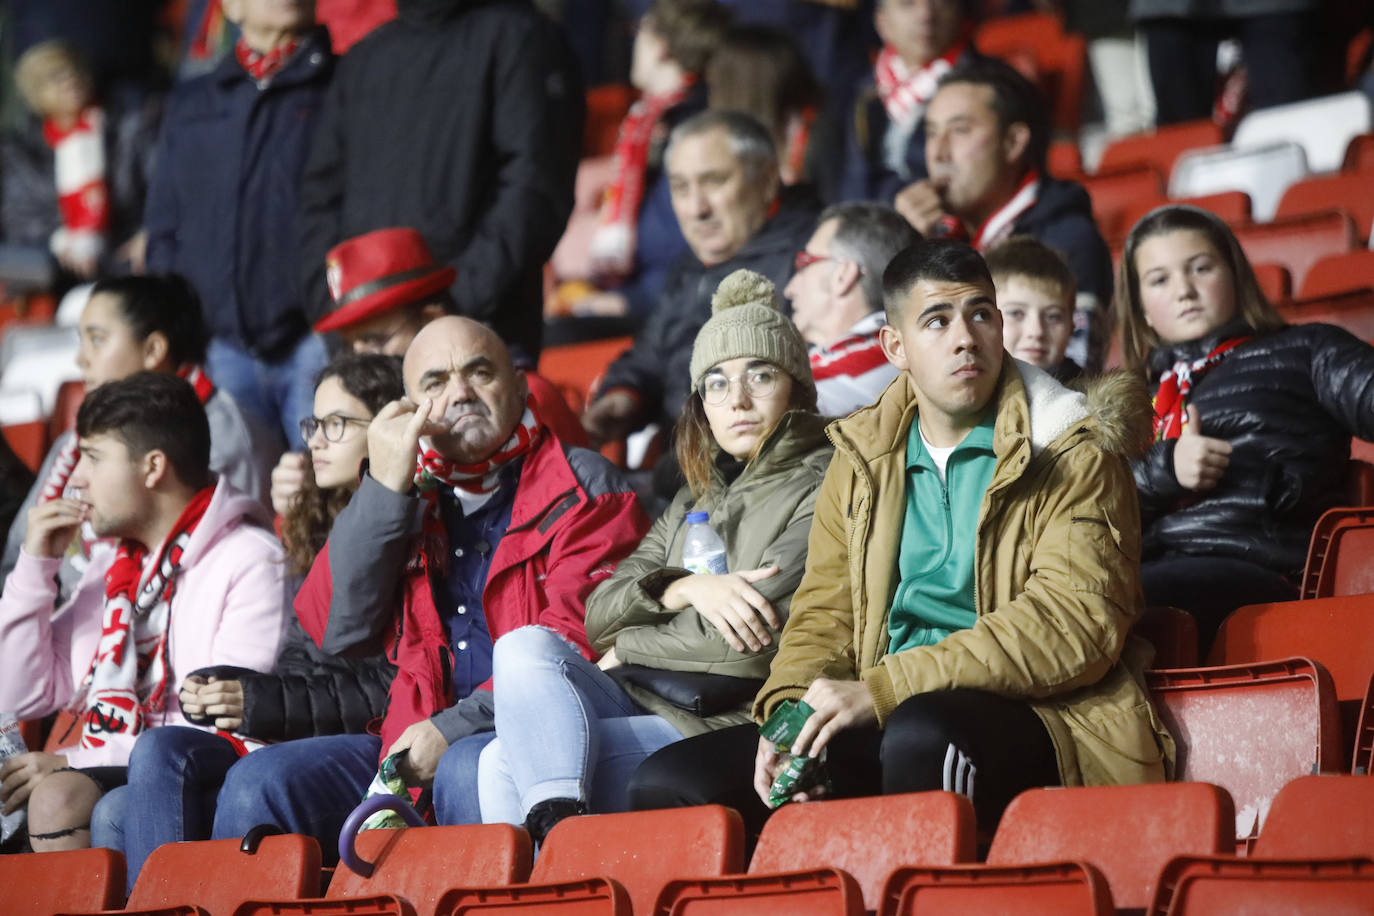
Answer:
[{"left": 689, "top": 269, "right": 815, "bottom": 398}]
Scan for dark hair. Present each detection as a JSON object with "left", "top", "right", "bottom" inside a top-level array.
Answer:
[
  {"left": 90, "top": 274, "right": 209, "bottom": 367},
  {"left": 1116, "top": 204, "right": 1284, "bottom": 375},
  {"left": 282, "top": 353, "right": 404, "bottom": 575},
  {"left": 882, "top": 239, "right": 994, "bottom": 322},
  {"left": 936, "top": 58, "right": 1050, "bottom": 177},
  {"left": 984, "top": 235, "right": 1076, "bottom": 302},
  {"left": 667, "top": 109, "right": 778, "bottom": 182},
  {"left": 705, "top": 25, "right": 822, "bottom": 157},
  {"left": 645, "top": 0, "right": 732, "bottom": 75},
  {"left": 76, "top": 372, "right": 212, "bottom": 490},
  {"left": 818, "top": 202, "right": 923, "bottom": 313}
]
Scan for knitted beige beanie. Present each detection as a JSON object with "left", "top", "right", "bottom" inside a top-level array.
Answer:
[{"left": 688, "top": 268, "right": 814, "bottom": 397}]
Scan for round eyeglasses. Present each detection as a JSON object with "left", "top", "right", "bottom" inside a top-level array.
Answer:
[
  {"left": 300, "top": 415, "right": 370, "bottom": 444},
  {"left": 699, "top": 365, "right": 782, "bottom": 405}
]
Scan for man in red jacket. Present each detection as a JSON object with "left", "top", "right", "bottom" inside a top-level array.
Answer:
[{"left": 210, "top": 316, "right": 648, "bottom": 845}]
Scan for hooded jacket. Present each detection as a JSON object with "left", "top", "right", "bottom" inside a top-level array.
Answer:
[
  {"left": 0, "top": 478, "right": 286, "bottom": 768},
  {"left": 585, "top": 411, "right": 833, "bottom": 738},
  {"left": 297, "top": 0, "right": 583, "bottom": 361},
  {"left": 756, "top": 362, "right": 1175, "bottom": 788},
  {"left": 1134, "top": 319, "right": 1374, "bottom": 575}
]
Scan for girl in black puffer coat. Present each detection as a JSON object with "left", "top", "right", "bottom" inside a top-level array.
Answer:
[{"left": 1117, "top": 205, "right": 1374, "bottom": 648}]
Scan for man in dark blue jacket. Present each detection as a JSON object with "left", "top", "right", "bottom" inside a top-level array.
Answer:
[{"left": 144, "top": 0, "right": 334, "bottom": 447}]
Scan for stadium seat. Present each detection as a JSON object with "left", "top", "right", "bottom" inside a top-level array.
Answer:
[
  {"left": 48, "top": 378, "right": 85, "bottom": 443},
  {"left": 1276, "top": 172, "right": 1374, "bottom": 246},
  {"left": 1279, "top": 287, "right": 1374, "bottom": 339},
  {"left": 1343, "top": 133, "right": 1374, "bottom": 173},
  {"left": 880, "top": 862, "right": 1114, "bottom": 916},
  {"left": 1308, "top": 512, "right": 1374, "bottom": 599},
  {"left": 584, "top": 85, "right": 635, "bottom": 159},
  {"left": 1098, "top": 119, "right": 1223, "bottom": 181},
  {"left": 1258, "top": 774, "right": 1374, "bottom": 859},
  {"left": 1145, "top": 857, "right": 1374, "bottom": 916},
  {"left": 1119, "top": 191, "right": 1253, "bottom": 243},
  {"left": 116, "top": 834, "right": 321, "bottom": 916},
  {"left": 537, "top": 335, "right": 633, "bottom": 419},
  {"left": 1206, "top": 596, "right": 1374, "bottom": 769},
  {"left": 1170, "top": 141, "right": 1308, "bottom": 222},
  {"left": 1133, "top": 606, "right": 1200, "bottom": 668},
  {"left": 1146, "top": 658, "right": 1342, "bottom": 844},
  {"left": 1048, "top": 140, "right": 1083, "bottom": 180},
  {"left": 974, "top": 12, "right": 1086, "bottom": 132},
  {"left": 1250, "top": 262, "right": 1292, "bottom": 304},
  {"left": 653, "top": 869, "right": 865, "bottom": 916},
  {"left": 1344, "top": 459, "right": 1374, "bottom": 507},
  {"left": 236, "top": 824, "right": 533, "bottom": 916},
  {"left": 0, "top": 324, "right": 81, "bottom": 417},
  {"left": 438, "top": 877, "right": 631, "bottom": 915},
  {"left": 1232, "top": 90, "right": 1374, "bottom": 175},
  {"left": 2, "top": 847, "right": 125, "bottom": 916},
  {"left": 1354, "top": 675, "right": 1373, "bottom": 774},
  {"left": 1079, "top": 165, "right": 1165, "bottom": 241},
  {"left": 1301, "top": 508, "right": 1374, "bottom": 598},
  {"left": 1, "top": 395, "right": 47, "bottom": 471},
  {"left": 1233, "top": 210, "right": 1357, "bottom": 293},
  {"left": 1296, "top": 248, "right": 1374, "bottom": 299}
]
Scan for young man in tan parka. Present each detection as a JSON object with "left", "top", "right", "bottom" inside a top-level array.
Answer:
[{"left": 629, "top": 239, "right": 1174, "bottom": 833}]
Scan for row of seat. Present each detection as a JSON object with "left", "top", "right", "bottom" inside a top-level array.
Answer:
[{"left": 8, "top": 775, "right": 1371, "bottom": 916}]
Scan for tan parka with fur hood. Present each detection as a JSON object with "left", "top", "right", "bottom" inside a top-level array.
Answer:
[{"left": 753, "top": 360, "right": 1176, "bottom": 787}]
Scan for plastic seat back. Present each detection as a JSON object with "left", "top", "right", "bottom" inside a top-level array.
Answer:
[
  {"left": 1133, "top": 606, "right": 1200, "bottom": 668},
  {"left": 1148, "top": 856, "right": 1374, "bottom": 916},
  {"left": 1, "top": 847, "right": 125, "bottom": 916},
  {"left": 128, "top": 834, "right": 321, "bottom": 915},
  {"left": 1278, "top": 173, "right": 1374, "bottom": 249},
  {"left": 1280, "top": 287, "right": 1374, "bottom": 338},
  {"left": 1232, "top": 90, "right": 1374, "bottom": 174},
  {"left": 1318, "top": 519, "right": 1374, "bottom": 598},
  {"left": 531, "top": 806, "right": 745, "bottom": 915},
  {"left": 1099, "top": 119, "right": 1223, "bottom": 180},
  {"left": 1355, "top": 674, "right": 1374, "bottom": 774},
  {"left": 1080, "top": 166, "right": 1164, "bottom": 240},
  {"left": 536, "top": 333, "right": 633, "bottom": 419},
  {"left": 1120, "top": 191, "right": 1252, "bottom": 242},
  {"left": 1297, "top": 248, "right": 1374, "bottom": 299},
  {"left": 1170, "top": 141, "right": 1308, "bottom": 221},
  {"left": 1256, "top": 774, "right": 1374, "bottom": 859},
  {"left": 749, "top": 792, "right": 976, "bottom": 911},
  {"left": 881, "top": 862, "right": 1114, "bottom": 916},
  {"left": 973, "top": 12, "right": 1085, "bottom": 132},
  {"left": 1344, "top": 132, "right": 1374, "bottom": 173},
  {"left": 437, "top": 878, "right": 632, "bottom": 915},
  {"left": 1146, "top": 658, "right": 1341, "bottom": 843},
  {"left": 1234, "top": 210, "right": 1356, "bottom": 292},
  {"left": 1300, "top": 507, "right": 1374, "bottom": 598},
  {"left": 985, "top": 783, "right": 1233, "bottom": 911},
  {"left": 653, "top": 869, "right": 864, "bottom": 916},
  {"left": 1250, "top": 262, "right": 1292, "bottom": 304}
]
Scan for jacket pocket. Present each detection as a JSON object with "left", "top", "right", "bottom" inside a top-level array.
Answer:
[{"left": 1068, "top": 512, "right": 1139, "bottom": 601}]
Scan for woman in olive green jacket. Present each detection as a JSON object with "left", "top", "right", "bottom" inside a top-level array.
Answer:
[{"left": 470, "top": 270, "right": 832, "bottom": 841}]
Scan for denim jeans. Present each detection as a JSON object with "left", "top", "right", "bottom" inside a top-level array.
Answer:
[
  {"left": 475, "top": 626, "right": 684, "bottom": 825},
  {"left": 206, "top": 333, "right": 328, "bottom": 447},
  {"left": 433, "top": 731, "right": 497, "bottom": 826}
]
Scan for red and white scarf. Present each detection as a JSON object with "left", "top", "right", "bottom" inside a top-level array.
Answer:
[
  {"left": 414, "top": 396, "right": 541, "bottom": 496},
  {"left": 874, "top": 31, "right": 968, "bottom": 129},
  {"left": 1151, "top": 336, "right": 1251, "bottom": 441},
  {"left": 972, "top": 170, "right": 1040, "bottom": 252},
  {"left": 590, "top": 78, "right": 696, "bottom": 277},
  {"left": 234, "top": 36, "right": 301, "bottom": 83},
  {"left": 73, "top": 486, "right": 214, "bottom": 749},
  {"left": 44, "top": 107, "right": 108, "bottom": 266}
]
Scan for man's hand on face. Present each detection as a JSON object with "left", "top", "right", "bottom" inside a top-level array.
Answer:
[
  {"left": 367, "top": 398, "right": 441, "bottom": 494},
  {"left": 22, "top": 499, "right": 85, "bottom": 559},
  {"left": 270, "top": 451, "right": 307, "bottom": 517},
  {"left": 581, "top": 390, "right": 638, "bottom": 448},
  {"left": 894, "top": 179, "right": 953, "bottom": 237}
]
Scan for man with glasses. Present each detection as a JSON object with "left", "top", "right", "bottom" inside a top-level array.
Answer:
[{"left": 784, "top": 203, "right": 920, "bottom": 417}]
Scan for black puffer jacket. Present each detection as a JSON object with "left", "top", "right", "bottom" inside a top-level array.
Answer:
[
  {"left": 596, "top": 188, "right": 820, "bottom": 429},
  {"left": 186, "top": 618, "right": 394, "bottom": 742},
  {"left": 1134, "top": 319, "right": 1374, "bottom": 575}
]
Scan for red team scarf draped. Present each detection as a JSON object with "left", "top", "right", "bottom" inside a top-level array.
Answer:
[
  {"left": 874, "top": 31, "right": 969, "bottom": 128},
  {"left": 74, "top": 486, "right": 215, "bottom": 749},
  {"left": 234, "top": 37, "right": 301, "bottom": 82},
  {"left": 43, "top": 107, "right": 108, "bottom": 265},
  {"left": 1151, "top": 336, "right": 1252, "bottom": 441},
  {"left": 413, "top": 396, "right": 542, "bottom": 496},
  {"left": 590, "top": 78, "right": 697, "bottom": 277},
  {"left": 972, "top": 170, "right": 1039, "bottom": 251}
]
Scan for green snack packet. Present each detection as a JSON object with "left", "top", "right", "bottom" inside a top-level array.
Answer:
[
  {"left": 767, "top": 752, "right": 831, "bottom": 809},
  {"left": 360, "top": 752, "right": 411, "bottom": 830},
  {"left": 758, "top": 699, "right": 816, "bottom": 753}
]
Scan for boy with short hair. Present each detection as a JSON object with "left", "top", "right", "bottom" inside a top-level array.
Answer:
[{"left": 985, "top": 235, "right": 1081, "bottom": 381}]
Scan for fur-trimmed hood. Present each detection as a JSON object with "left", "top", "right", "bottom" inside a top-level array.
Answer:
[{"left": 1016, "top": 360, "right": 1153, "bottom": 460}]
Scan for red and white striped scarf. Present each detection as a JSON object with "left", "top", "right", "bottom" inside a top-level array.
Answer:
[
  {"left": 874, "top": 32, "right": 968, "bottom": 129},
  {"left": 972, "top": 170, "right": 1040, "bottom": 252},
  {"left": 1152, "top": 336, "right": 1251, "bottom": 442},
  {"left": 590, "top": 79, "right": 696, "bottom": 277},
  {"left": 414, "top": 396, "right": 541, "bottom": 496},
  {"left": 43, "top": 107, "right": 108, "bottom": 264},
  {"left": 74, "top": 485, "right": 214, "bottom": 749},
  {"left": 234, "top": 36, "right": 301, "bottom": 82}
]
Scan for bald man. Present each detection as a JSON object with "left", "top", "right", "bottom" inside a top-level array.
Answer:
[{"left": 211, "top": 317, "right": 649, "bottom": 843}]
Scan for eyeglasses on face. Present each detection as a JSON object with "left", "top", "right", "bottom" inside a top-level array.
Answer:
[
  {"left": 699, "top": 364, "right": 782, "bottom": 405},
  {"left": 300, "top": 414, "right": 369, "bottom": 444},
  {"left": 793, "top": 250, "right": 862, "bottom": 274}
]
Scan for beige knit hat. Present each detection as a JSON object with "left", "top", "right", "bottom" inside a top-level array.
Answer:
[{"left": 689, "top": 269, "right": 814, "bottom": 398}]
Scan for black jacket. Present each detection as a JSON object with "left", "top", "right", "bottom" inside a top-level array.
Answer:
[
  {"left": 186, "top": 618, "right": 395, "bottom": 742},
  {"left": 1134, "top": 320, "right": 1374, "bottom": 575},
  {"left": 297, "top": 0, "right": 584, "bottom": 361},
  {"left": 596, "top": 189, "right": 821, "bottom": 429}
]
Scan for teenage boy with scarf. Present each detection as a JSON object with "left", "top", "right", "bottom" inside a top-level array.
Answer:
[
  {"left": 0, "top": 373, "right": 286, "bottom": 851},
  {"left": 210, "top": 316, "right": 648, "bottom": 847}
]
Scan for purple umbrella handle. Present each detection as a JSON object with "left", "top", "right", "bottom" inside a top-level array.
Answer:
[{"left": 338, "top": 795, "right": 427, "bottom": 878}]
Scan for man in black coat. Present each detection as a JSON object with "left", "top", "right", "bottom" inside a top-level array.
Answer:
[
  {"left": 582, "top": 110, "right": 819, "bottom": 446},
  {"left": 297, "top": 0, "right": 584, "bottom": 366}
]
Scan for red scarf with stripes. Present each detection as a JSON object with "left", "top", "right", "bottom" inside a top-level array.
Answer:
[
  {"left": 414, "top": 396, "right": 541, "bottom": 496},
  {"left": 874, "top": 30, "right": 969, "bottom": 128},
  {"left": 234, "top": 36, "right": 301, "bottom": 82},
  {"left": 1152, "top": 336, "right": 1251, "bottom": 441}
]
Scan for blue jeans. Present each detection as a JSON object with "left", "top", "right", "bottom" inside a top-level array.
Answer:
[
  {"left": 433, "top": 731, "right": 497, "bottom": 826},
  {"left": 206, "top": 333, "right": 328, "bottom": 447},
  {"left": 475, "top": 626, "right": 684, "bottom": 825}
]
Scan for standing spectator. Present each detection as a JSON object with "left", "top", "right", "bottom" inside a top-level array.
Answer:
[
  {"left": 0, "top": 373, "right": 285, "bottom": 851},
  {"left": 1059, "top": 0, "right": 1155, "bottom": 138},
  {"left": 894, "top": 59, "right": 1112, "bottom": 373},
  {"left": 144, "top": 0, "right": 334, "bottom": 446},
  {"left": 297, "top": 0, "right": 586, "bottom": 365},
  {"left": 784, "top": 202, "right": 917, "bottom": 417},
  {"left": 837, "top": 0, "right": 979, "bottom": 205}
]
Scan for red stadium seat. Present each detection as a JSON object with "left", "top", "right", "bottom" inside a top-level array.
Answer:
[
  {"left": 1048, "top": 140, "right": 1083, "bottom": 180},
  {"left": 1119, "top": 191, "right": 1253, "bottom": 243},
  {"left": 1354, "top": 675, "right": 1374, "bottom": 774},
  {"left": 1280, "top": 287, "right": 1374, "bottom": 339},
  {"left": 1343, "top": 132, "right": 1374, "bottom": 173},
  {"left": 653, "top": 869, "right": 864, "bottom": 916},
  {"left": 1258, "top": 774, "right": 1374, "bottom": 858},
  {"left": 1234, "top": 210, "right": 1358, "bottom": 294},
  {"left": 1133, "top": 606, "right": 1200, "bottom": 668},
  {"left": 2, "top": 419, "right": 48, "bottom": 473},
  {"left": 537, "top": 336, "right": 633, "bottom": 419},
  {"left": 1296, "top": 249, "right": 1374, "bottom": 299},
  {"left": 1276, "top": 172, "right": 1374, "bottom": 245},
  {"left": 2, "top": 848, "right": 125, "bottom": 916},
  {"left": 880, "top": 862, "right": 1114, "bottom": 916},
  {"left": 111, "top": 834, "right": 321, "bottom": 916},
  {"left": 1080, "top": 166, "right": 1165, "bottom": 241},
  {"left": 1250, "top": 262, "right": 1292, "bottom": 304},
  {"left": 1146, "top": 856, "right": 1374, "bottom": 916},
  {"left": 438, "top": 878, "right": 631, "bottom": 915},
  {"left": 1098, "top": 120, "right": 1223, "bottom": 181},
  {"left": 974, "top": 13, "right": 1086, "bottom": 132},
  {"left": 1301, "top": 507, "right": 1374, "bottom": 598}
]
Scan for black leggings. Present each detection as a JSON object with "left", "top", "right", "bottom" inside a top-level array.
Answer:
[{"left": 629, "top": 688, "right": 1060, "bottom": 838}]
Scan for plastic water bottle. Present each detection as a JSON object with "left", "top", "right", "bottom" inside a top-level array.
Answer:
[
  {"left": 0, "top": 713, "right": 27, "bottom": 843},
  {"left": 682, "top": 511, "right": 728, "bottom": 575}
]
